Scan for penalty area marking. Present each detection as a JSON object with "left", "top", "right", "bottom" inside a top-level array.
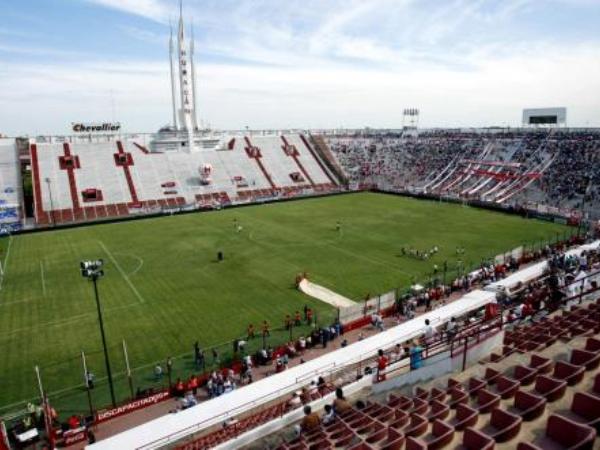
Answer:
[
  {"left": 98, "top": 241, "right": 146, "bottom": 304},
  {"left": 113, "top": 252, "right": 144, "bottom": 277}
]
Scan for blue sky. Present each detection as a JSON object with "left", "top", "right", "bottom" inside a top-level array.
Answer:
[{"left": 1, "top": 0, "right": 599, "bottom": 135}]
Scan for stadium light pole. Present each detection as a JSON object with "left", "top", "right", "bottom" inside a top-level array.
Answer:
[{"left": 80, "top": 259, "right": 117, "bottom": 408}]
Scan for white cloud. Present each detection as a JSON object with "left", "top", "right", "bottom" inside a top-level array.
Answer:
[
  {"left": 1, "top": 0, "right": 599, "bottom": 134},
  {"left": 83, "top": 0, "right": 170, "bottom": 22}
]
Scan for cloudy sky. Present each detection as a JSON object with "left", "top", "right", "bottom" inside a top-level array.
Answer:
[{"left": 1, "top": 0, "right": 599, "bottom": 135}]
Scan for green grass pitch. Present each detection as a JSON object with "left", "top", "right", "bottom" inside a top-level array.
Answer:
[{"left": 0, "top": 192, "right": 569, "bottom": 415}]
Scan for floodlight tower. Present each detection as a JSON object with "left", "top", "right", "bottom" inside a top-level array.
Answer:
[
  {"left": 80, "top": 259, "right": 116, "bottom": 407},
  {"left": 402, "top": 108, "right": 420, "bottom": 130}
]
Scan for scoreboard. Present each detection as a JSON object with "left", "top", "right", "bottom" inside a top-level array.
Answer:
[{"left": 522, "top": 108, "right": 567, "bottom": 127}]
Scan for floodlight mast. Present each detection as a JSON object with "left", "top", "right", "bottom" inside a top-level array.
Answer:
[{"left": 80, "top": 259, "right": 116, "bottom": 407}]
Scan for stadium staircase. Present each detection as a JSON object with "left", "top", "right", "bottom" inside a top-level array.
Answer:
[
  {"left": 305, "top": 135, "right": 345, "bottom": 186},
  {"left": 115, "top": 141, "right": 140, "bottom": 206},
  {"left": 244, "top": 137, "right": 277, "bottom": 191},
  {"left": 280, "top": 135, "right": 315, "bottom": 188}
]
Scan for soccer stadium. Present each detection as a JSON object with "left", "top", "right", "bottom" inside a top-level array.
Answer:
[{"left": 1, "top": 1, "right": 600, "bottom": 449}]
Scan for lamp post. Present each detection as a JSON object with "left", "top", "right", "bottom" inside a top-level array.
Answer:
[{"left": 80, "top": 259, "right": 116, "bottom": 407}]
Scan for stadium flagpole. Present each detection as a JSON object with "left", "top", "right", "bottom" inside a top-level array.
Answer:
[
  {"left": 34, "top": 365, "right": 44, "bottom": 403},
  {"left": 34, "top": 366, "right": 55, "bottom": 447},
  {"left": 122, "top": 340, "right": 134, "bottom": 399},
  {"left": 81, "top": 350, "right": 94, "bottom": 416}
]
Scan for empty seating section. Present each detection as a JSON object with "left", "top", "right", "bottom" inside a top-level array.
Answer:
[
  {"left": 255, "top": 135, "right": 306, "bottom": 188},
  {"left": 286, "top": 134, "right": 336, "bottom": 186},
  {"left": 30, "top": 134, "right": 339, "bottom": 225}
]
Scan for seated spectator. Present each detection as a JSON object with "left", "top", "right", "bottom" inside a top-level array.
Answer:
[
  {"left": 287, "top": 392, "right": 302, "bottom": 410},
  {"left": 181, "top": 392, "right": 197, "bottom": 409},
  {"left": 322, "top": 404, "right": 335, "bottom": 425},
  {"left": 308, "top": 380, "right": 319, "bottom": 398},
  {"left": 333, "top": 388, "right": 352, "bottom": 414},
  {"left": 295, "top": 405, "right": 320, "bottom": 436},
  {"left": 372, "top": 313, "right": 384, "bottom": 331}
]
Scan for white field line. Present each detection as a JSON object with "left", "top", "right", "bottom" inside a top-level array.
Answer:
[
  {"left": 0, "top": 235, "right": 13, "bottom": 291},
  {"left": 128, "top": 254, "right": 144, "bottom": 276},
  {"left": 98, "top": 241, "right": 146, "bottom": 304},
  {"left": 40, "top": 260, "right": 46, "bottom": 297}
]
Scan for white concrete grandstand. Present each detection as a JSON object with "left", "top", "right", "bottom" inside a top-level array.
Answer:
[
  {"left": 0, "top": 138, "right": 22, "bottom": 232},
  {"left": 29, "top": 134, "right": 337, "bottom": 226}
]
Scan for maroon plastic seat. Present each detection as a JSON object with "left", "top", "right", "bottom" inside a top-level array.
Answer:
[
  {"left": 369, "top": 405, "right": 392, "bottom": 421},
  {"left": 480, "top": 407, "right": 522, "bottom": 443},
  {"left": 328, "top": 426, "right": 352, "bottom": 443},
  {"left": 356, "top": 420, "right": 381, "bottom": 436},
  {"left": 379, "top": 428, "right": 405, "bottom": 450},
  {"left": 511, "top": 389, "right": 546, "bottom": 421},
  {"left": 491, "top": 376, "right": 520, "bottom": 399},
  {"left": 489, "top": 352, "right": 503, "bottom": 363},
  {"left": 593, "top": 373, "right": 600, "bottom": 396},
  {"left": 552, "top": 360, "right": 585, "bottom": 386},
  {"left": 403, "top": 413, "right": 428, "bottom": 438},
  {"left": 426, "top": 400, "right": 450, "bottom": 422},
  {"left": 467, "top": 377, "right": 486, "bottom": 397},
  {"left": 447, "top": 387, "right": 468, "bottom": 408},
  {"left": 447, "top": 378, "right": 462, "bottom": 391},
  {"left": 388, "top": 410, "right": 410, "bottom": 431},
  {"left": 388, "top": 394, "right": 412, "bottom": 410},
  {"left": 569, "top": 392, "right": 600, "bottom": 430},
  {"left": 584, "top": 337, "right": 600, "bottom": 353},
  {"left": 484, "top": 368, "right": 501, "bottom": 386},
  {"left": 414, "top": 387, "right": 430, "bottom": 400},
  {"left": 475, "top": 389, "right": 501, "bottom": 413},
  {"left": 362, "top": 402, "right": 382, "bottom": 415},
  {"left": 405, "top": 419, "right": 454, "bottom": 450},
  {"left": 516, "top": 414, "right": 596, "bottom": 450},
  {"left": 534, "top": 375, "right": 567, "bottom": 402},
  {"left": 347, "top": 415, "right": 372, "bottom": 430},
  {"left": 410, "top": 398, "right": 429, "bottom": 416},
  {"left": 512, "top": 364, "right": 538, "bottom": 386},
  {"left": 570, "top": 349, "right": 600, "bottom": 371},
  {"left": 365, "top": 425, "right": 388, "bottom": 445},
  {"left": 429, "top": 387, "right": 447, "bottom": 403},
  {"left": 331, "top": 431, "right": 355, "bottom": 447},
  {"left": 446, "top": 403, "right": 478, "bottom": 431},
  {"left": 455, "top": 427, "right": 495, "bottom": 450},
  {"left": 529, "top": 354, "right": 553, "bottom": 374}
]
